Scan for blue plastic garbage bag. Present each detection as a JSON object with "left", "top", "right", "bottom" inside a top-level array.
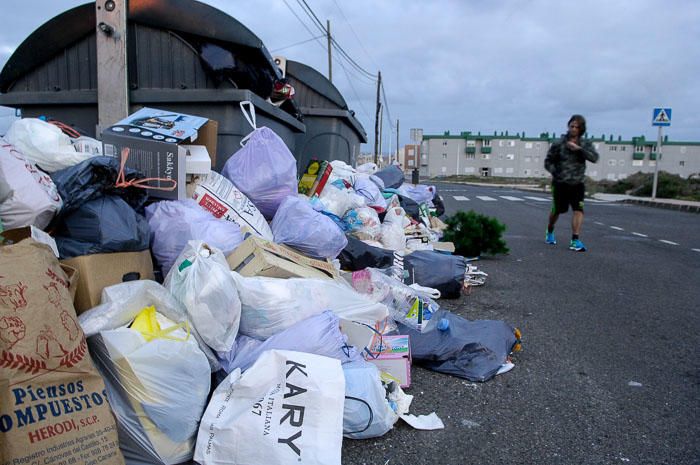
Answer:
[
  {"left": 146, "top": 199, "right": 244, "bottom": 274},
  {"left": 217, "top": 310, "right": 361, "bottom": 373},
  {"left": 374, "top": 165, "right": 405, "bottom": 189},
  {"left": 396, "top": 309, "right": 518, "bottom": 382},
  {"left": 343, "top": 360, "right": 398, "bottom": 439},
  {"left": 271, "top": 195, "right": 347, "bottom": 259},
  {"left": 50, "top": 156, "right": 150, "bottom": 258},
  {"left": 404, "top": 250, "right": 466, "bottom": 299}
]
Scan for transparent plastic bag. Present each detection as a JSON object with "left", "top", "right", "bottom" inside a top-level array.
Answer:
[{"left": 164, "top": 241, "right": 241, "bottom": 352}]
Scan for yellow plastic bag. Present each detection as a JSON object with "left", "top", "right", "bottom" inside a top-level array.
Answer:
[{"left": 130, "top": 305, "right": 190, "bottom": 342}]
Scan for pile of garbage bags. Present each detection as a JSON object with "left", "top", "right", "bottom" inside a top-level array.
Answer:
[{"left": 1, "top": 107, "right": 521, "bottom": 465}]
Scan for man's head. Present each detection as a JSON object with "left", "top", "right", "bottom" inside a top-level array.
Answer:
[{"left": 567, "top": 114, "right": 586, "bottom": 138}]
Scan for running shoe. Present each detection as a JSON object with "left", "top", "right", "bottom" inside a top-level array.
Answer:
[
  {"left": 545, "top": 231, "right": 556, "bottom": 245},
  {"left": 569, "top": 239, "right": 587, "bottom": 252}
]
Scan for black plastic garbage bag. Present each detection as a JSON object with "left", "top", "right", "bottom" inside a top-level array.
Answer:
[
  {"left": 338, "top": 236, "right": 398, "bottom": 271},
  {"left": 404, "top": 250, "right": 466, "bottom": 299},
  {"left": 398, "top": 195, "right": 421, "bottom": 222},
  {"left": 50, "top": 157, "right": 150, "bottom": 258},
  {"left": 374, "top": 165, "right": 405, "bottom": 189},
  {"left": 432, "top": 187, "right": 445, "bottom": 217},
  {"left": 397, "top": 309, "right": 518, "bottom": 382}
]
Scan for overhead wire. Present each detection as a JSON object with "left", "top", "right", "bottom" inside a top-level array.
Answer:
[{"left": 271, "top": 35, "right": 326, "bottom": 53}]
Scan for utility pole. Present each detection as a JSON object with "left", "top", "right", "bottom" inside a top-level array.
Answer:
[
  {"left": 326, "top": 20, "right": 332, "bottom": 83},
  {"left": 396, "top": 119, "right": 400, "bottom": 166},
  {"left": 378, "top": 105, "right": 384, "bottom": 166},
  {"left": 374, "top": 71, "right": 381, "bottom": 164},
  {"left": 96, "top": 0, "right": 129, "bottom": 133}
]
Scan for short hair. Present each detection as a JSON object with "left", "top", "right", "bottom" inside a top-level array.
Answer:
[{"left": 568, "top": 114, "right": 586, "bottom": 134}]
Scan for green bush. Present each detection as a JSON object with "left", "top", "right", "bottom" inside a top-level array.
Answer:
[{"left": 442, "top": 210, "right": 509, "bottom": 258}]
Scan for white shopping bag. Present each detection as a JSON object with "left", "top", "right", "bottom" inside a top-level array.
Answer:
[{"left": 195, "top": 350, "right": 345, "bottom": 465}]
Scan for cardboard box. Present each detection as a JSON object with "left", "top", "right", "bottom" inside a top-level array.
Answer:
[
  {"left": 432, "top": 241, "right": 455, "bottom": 253},
  {"left": 366, "top": 334, "right": 412, "bottom": 388},
  {"left": 61, "top": 250, "right": 154, "bottom": 314},
  {"left": 101, "top": 107, "right": 218, "bottom": 200},
  {"left": 226, "top": 235, "right": 339, "bottom": 280}
]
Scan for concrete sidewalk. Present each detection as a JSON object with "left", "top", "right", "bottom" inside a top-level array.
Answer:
[{"left": 592, "top": 193, "right": 700, "bottom": 213}]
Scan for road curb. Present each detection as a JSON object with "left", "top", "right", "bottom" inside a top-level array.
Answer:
[{"left": 621, "top": 198, "right": 700, "bottom": 213}]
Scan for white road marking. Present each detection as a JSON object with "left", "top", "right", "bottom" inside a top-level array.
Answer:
[
  {"left": 524, "top": 196, "right": 550, "bottom": 202},
  {"left": 453, "top": 195, "right": 469, "bottom": 201},
  {"left": 476, "top": 195, "right": 497, "bottom": 201},
  {"left": 610, "top": 226, "right": 624, "bottom": 231},
  {"left": 500, "top": 196, "right": 524, "bottom": 201},
  {"left": 632, "top": 232, "right": 648, "bottom": 237},
  {"left": 659, "top": 240, "right": 679, "bottom": 246},
  {"left": 692, "top": 248, "right": 700, "bottom": 253},
  {"left": 594, "top": 221, "right": 605, "bottom": 226}
]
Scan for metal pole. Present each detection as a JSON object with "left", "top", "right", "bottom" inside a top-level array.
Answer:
[
  {"left": 374, "top": 71, "right": 381, "bottom": 164},
  {"left": 326, "top": 20, "right": 332, "bottom": 83},
  {"left": 396, "top": 119, "right": 400, "bottom": 164},
  {"left": 378, "top": 104, "right": 384, "bottom": 166},
  {"left": 652, "top": 125, "right": 662, "bottom": 199}
]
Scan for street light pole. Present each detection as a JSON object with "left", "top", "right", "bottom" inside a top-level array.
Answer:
[{"left": 652, "top": 125, "right": 663, "bottom": 199}]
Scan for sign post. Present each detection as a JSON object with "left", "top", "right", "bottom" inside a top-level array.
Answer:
[
  {"left": 651, "top": 108, "right": 671, "bottom": 199},
  {"left": 410, "top": 128, "right": 423, "bottom": 182}
]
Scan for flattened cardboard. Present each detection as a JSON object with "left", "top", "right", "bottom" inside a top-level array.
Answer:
[
  {"left": 61, "top": 250, "right": 154, "bottom": 314},
  {"left": 227, "top": 235, "right": 339, "bottom": 280},
  {"left": 366, "top": 334, "right": 412, "bottom": 388}
]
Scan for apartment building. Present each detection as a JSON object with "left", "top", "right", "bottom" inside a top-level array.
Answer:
[{"left": 421, "top": 131, "right": 700, "bottom": 181}]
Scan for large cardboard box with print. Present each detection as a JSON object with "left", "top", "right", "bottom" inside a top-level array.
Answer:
[{"left": 101, "top": 107, "right": 218, "bottom": 200}]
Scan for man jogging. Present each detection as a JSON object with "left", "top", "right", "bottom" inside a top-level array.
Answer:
[{"left": 544, "top": 114, "right": 599, "bottom": 251}]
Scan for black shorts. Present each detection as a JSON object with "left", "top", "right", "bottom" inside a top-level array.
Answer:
[{"left": 551, "top": 182, "right": 584, "bottom": 214}]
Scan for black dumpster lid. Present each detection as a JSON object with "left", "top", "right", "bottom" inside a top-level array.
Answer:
[
  {"left": 285, "top": 59, "right": 349, "bottom": 110},
  {"left": 0, "top": 0, "right": 281, "bottom": 93}
]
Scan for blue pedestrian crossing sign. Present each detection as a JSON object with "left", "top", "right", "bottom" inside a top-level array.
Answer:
[{"left": 652, "top": 108, "right": 672, "bottom": 126}]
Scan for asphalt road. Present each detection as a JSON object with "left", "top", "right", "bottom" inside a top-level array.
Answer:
[{"left": 342, "top": 182, "right": 700, "bottom": 465}]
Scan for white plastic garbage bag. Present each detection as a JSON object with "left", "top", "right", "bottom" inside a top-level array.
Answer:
[
  {"left": 231, "top": 272, "right": 389, "bottom": 340},
  {"left": 329, "top": 160, "right": 357, "bottom": 185},
  {"left": 164, "top": 241, "right": 241, "bottom": 352},
  {"left": 0, "top": 139, "right": 63, "bottom": 229},
  {"left": 4, "top": 118, "right": 99, "bottom": 172},
  {"left": 78, "top": 279, "right": 220, "bottom": 371},
  {"left": 396, "top": 183, "right": 436, "bottom": 205},
  {"left": 317, "top": 182, "right": 365, "bottom": 218},
  {"left": 271, "top": 195, "right": 347, "bottom": 259},
  {"left": 347, "top": 206, "right": 382, "bottom": 241},
  {"left": 221, "top": 102, "right": 297, "bottom": 219},
  {"left": 146, "top": 199, "right": 244, "bottom": 274},
  {"left": 195, "top": 350, "right": 345, "bottom": 465},
  {"left": 94, "top": 311, "right": 211, "bottom": 465},
  {"left": 217, "top": 310, "right": 361, "bottom": 373},
  {"left": 353, "top": 175, "right": 387, "bottom": 211},
  {"left": 356, "top": 162, "right": 378, "bottom": 174},
  {"left": 343, "top": 360, "right": 398, "bottom": 439}
]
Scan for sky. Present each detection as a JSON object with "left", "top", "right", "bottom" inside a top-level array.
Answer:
[{"left": 1, "top": 0, "right": 699, "bottom": 154}]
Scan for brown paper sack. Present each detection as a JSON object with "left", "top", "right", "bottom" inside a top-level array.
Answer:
[{"left": 0, "top": 239, "right": 124, "bottom": 465}]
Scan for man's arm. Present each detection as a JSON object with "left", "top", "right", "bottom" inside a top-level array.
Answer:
[
  {"left": 544, "top": 142, "right": 560, "bottom": 174},
  {"left": 580, "top": 140, "right": 600, "bottom": 163}
]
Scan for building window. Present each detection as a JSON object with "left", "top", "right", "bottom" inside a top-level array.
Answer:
[
  {"left": 607, "top": 173, "right": 616, "bottom": 180},
  {"left": 441, "top": 166, "right": 447, "bottom": 173},
  {"left": 536, "top": 142, "right": 541, "bottom": 148},
  {"left": 534, "top": 170, "right": 541, "bottom": 176},
  {"left": 632, "top": 160, "right": 644, "bottom": 167},
  {"left": 408, "top": 148, "right": 415, "bottom": 156},
  {"left": 508, "top": 141, "right": 515, "bottom": 147},
  {"left": 494, "top": 167, "right": 503, "bottom": 174},
  {"left": 525, "top": 156, "right": 532, "bottom": 163},
  {"left": 466, "top": 140, "right": 476, "bottom": 147},
  {"left": 680, "top": 161, "right": 685, "bottom": 166},
  {"left": 442, "top": 141, "right": 448, "bottom": 146},
  {"left": 498, "top": 154, "right": 504, "bottom": 160},
  {"left": 634, "top": 145, "right": 644, "bottom": 152},
  {"left": 466, "top": 153, "right": 475, "bottom": 159},
  {"left": 408, "top": 160, "right": 415, "bottom": 167},
  {"left": 442, "top": 153, "right": 447, "bottom": 159},
  {"left": 499, "top": 140, "right": 504, "bottom": 147},
  {"left": 505, "top": 167, "right": 514, "bottom": 174},
  {"left": 594, "top": 143, "right": 600, "bottom": 149},
  {"left": 465, "top": 167, "right": 475, "bottom": 173},
  {"left": 525, "top": 142, "right": 533, "bottom": 149},
  {"left": 619, "top": 160, "right": 625, "bottom": 166},
  {"left": 608, "top": 160, "right": 616, "bottom": 166},
  {"left": 523, "top": 169, "right": 531, "bottom": 176},
  {"left": 481, "top": 167, "right": 490, "bottom": 177},
  {"left": 482, "top": 154, "right": 490, "bottom": 160},
  {"left": 483, "top": 139, "right": 491, "bottom": 147},
  {"left": 610, "top": 146, "right": 618, "bottom": 151},
  {"left": 506, "top": 154, "right": 515, "bottom": 160},
  {"left": 534, "top": 156, "right": 540, "bottom": 163},
  {"left": 589, "top": 170, "right": 598, "bottom": 177},
  {"left": 422, "top": 154, "right": 427, "bottom": 160},
  {"left": 680, "top": 147, "right": 687, "bottom": 154}
]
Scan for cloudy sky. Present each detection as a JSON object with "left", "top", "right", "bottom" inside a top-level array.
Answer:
[{"left": 1, "top": 0, "right": 698, "bottom": 153}]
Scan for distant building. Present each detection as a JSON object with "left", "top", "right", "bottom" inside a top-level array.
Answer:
[
  {"left": 401, "top": 144, "right": 420, "bottom": 173},
  {"left": 421, "top": 131, "right": 700, "bottom": 180}
]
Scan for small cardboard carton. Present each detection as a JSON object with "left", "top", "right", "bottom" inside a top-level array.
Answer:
[
  {"left": 366, "top": 334, "right": 412, "bottom": 388},
  {"left": 101, "top": 107, "right": 218, "bottom": 200},
  {"left": 61, "top": 249, "right": 154, "bottom": 314},
  {"left": 226, "top": 235, "right": 339, "bottom": 280}
]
